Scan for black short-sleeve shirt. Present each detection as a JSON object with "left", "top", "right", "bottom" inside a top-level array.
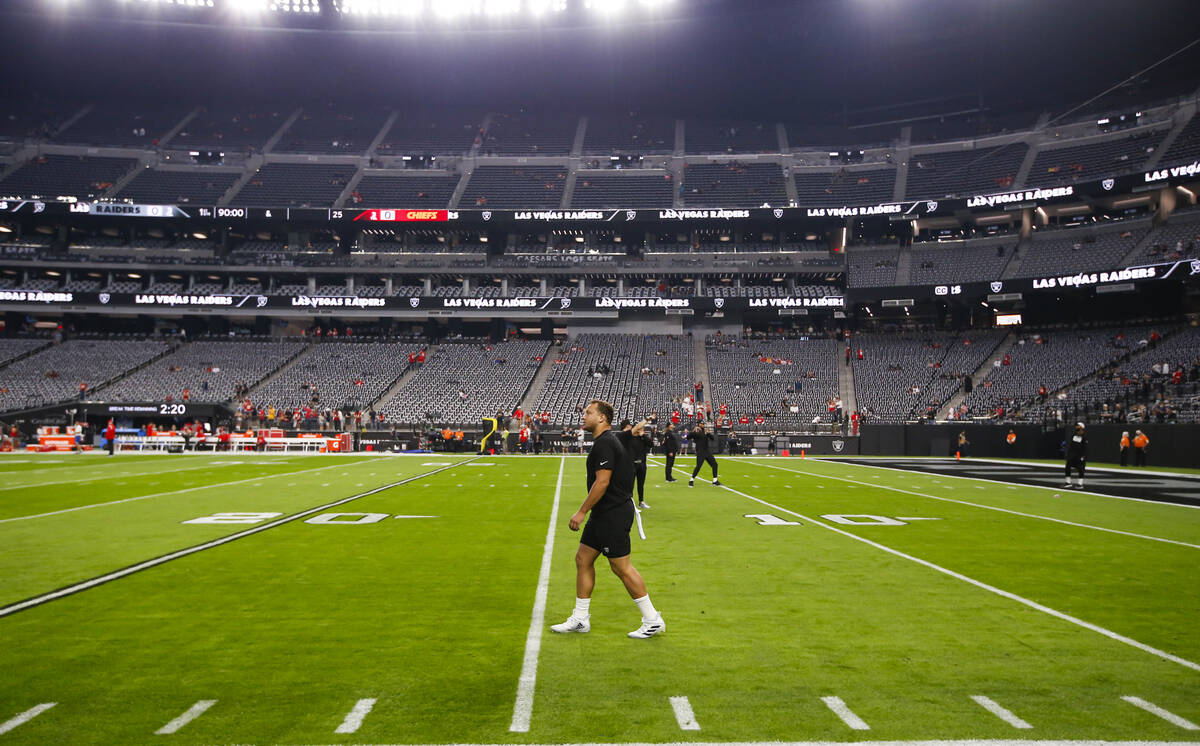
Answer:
[{"left": 587, "top": 428, "right": 634, "bottom": 513}]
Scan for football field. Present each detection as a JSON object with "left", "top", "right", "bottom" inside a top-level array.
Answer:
[{"left": 1, "top": 452, "right": 1197, "bottom": 745}]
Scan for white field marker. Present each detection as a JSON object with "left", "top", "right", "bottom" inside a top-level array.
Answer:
[
  {"left": 669, "top": 696, "right": 701, "bottom": 730},
  {"left": 155, "top": 699, "right": 216, "bottom": 734},
  {"left": 0, "top": 703, "right": 56, "bottom": 735},
  {"left": 821, "top": 696, "right": 869, "bottom": 730},
  {"left": 509, "top": 456, "right": 566, "bottom": 733},
  {"left": 1122, "top": 696, "right": 1200, "bottom": 729},
  {"left": 971, "top": 695, "right": 1033, "bottom": 729},
  {"left": 334, "top": 698, "right": 377, "bottom": 734}
]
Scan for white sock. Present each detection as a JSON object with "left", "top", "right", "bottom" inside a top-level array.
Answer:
[
  {"left": 633, "top": 595, "right": 658, "bottom": 622},
  {"left": 573, "top": 598, "right": 590, "bottom": 618}
]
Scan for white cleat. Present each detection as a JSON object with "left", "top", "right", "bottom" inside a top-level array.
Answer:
[
  {"left": 550, "top": 615, "right": 590, "bottom": 634},
  {"left": 638, "top": 502, "right": 650, "bottom": 509},
  {"left": 628, "top": 613, "right": 666, "bottom": 639}
]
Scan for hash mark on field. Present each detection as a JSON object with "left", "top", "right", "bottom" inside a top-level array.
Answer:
[
  {"left": 155, "top": 700, "right": 216, "bottom": 734},
  {"left": 1122, "top": 696, "right": 1200, "bottom": 729},
  {"left": 0, "top": 703, "right": 56, "bottom": 735},
  {"left": 821, "top": 696, "right": 869, "bottom": 730},
  {"left": 971, "top": 695, "right": 1032, "bottom": 729},
  {"left": 669, "top": 696, "right": 701, "bottom": 730},
  {"left": 334, "top": 698, "right": 376, "bottom": 734}
]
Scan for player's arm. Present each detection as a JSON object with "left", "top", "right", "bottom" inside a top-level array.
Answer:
[
  {"left": 630, "top": 417, "right": 653, "bottom": 436},
  {"left": 570, "top": 469, "right": 611, "bottom": 531}
]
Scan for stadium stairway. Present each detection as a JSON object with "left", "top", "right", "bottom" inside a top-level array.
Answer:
[
  {"left": 372, "top": 344, "right": 440, "bottom": 412},
  {"left": 937, "top": 331, "right": 1014, "bottom": 420},
  {"left": 87, "top": 339, "right": 185, "bottom": 401},
  {"left": 514, "top": 342, "right": 558, "bottom": 417},
  {"left": 839, "top": 348, "right": 858, "bottom": 422},
  {"left": 242, "top": 340, "right": 315, "bottom": 403},
  {"left": 999, "top": 237, "right": 1030, "bottom": 279},
  {"left": 1116, "top": 225, "right": 1169, "bottom": 268},
  {"left": 692, "top": 335, "right": 711, "bottom": 407},
  {"left": 893, "top": 247, "right": 913, "bottom": 286},
  {"left": 1145, "top": 105, "right": 1196, "bottom": 170},
  {"left": 0, "top": 339, "right": 53, "bottom": 373}
]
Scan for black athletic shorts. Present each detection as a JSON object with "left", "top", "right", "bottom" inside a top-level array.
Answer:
[{"left": 580, "top": 500, "right": 634, "bottom": 558}]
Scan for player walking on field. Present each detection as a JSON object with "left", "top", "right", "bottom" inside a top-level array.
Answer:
[
  {"left": 1065, "top": 422, "right": 1088, "bottom": 489},
  {"left": 551, "top": 400, "right": 665, "bottom": 639}
]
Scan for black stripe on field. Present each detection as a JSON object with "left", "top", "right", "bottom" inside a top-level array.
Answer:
[
  {"left": 831, "top": 458, "right": 1200, "bottom": 508},
  {"left": 0, "top": 456, "right": 483, "bottom": 620}
]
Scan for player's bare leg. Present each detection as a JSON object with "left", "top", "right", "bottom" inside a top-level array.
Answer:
[
  {"left": 552, "top": 545, "right": 600, "bottom": 633},
  {"left": 609, "top": 554, "right": 664, "bottom": 638}
]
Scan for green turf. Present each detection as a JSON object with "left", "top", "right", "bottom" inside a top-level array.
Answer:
[{"left": 0, "top": 453, "right": 1197, "bottom": 745}]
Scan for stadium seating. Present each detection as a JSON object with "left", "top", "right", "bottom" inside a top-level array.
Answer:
[
  {"left": 0, "top": 339, "right": 170, "bottom": 411},
  {"left": 0, "top": 338, "right": 52, "bottom": 368},
  {"left": 531, "top": 334, "right": 643, "bottom": 425},
  {"left": 1025, "top": 130, "right": 1164, "bottom": 187},
  {"left": 375, "top": 111, "right": 482, "bottom": 156},
  {"left": 249, "top": 340, "right": 424, "bottom": 413},
  {"left": 851, "top": 331, "right": 1005, "bottom": 423},
  {"left": 686, "top": 120, "right": 779, "bottom": 154},
  {"left": 275, "top": 106, "right": 390, "bottom": 155},
  {"left": 353, "top": 173, "right": 458, "bottom": 208},
  {"left": 1156, "top": 114, "right": 1200, "bottom": 168},
  {"left": 169, "top": 107, "right": 288, "bottom": 151},
  {"left": 681, "top": 163, "right": 788, "bottom": 207},
  {"left": 1012, "top": 226, "right": 1146, "bottom": 279},
  {"left": 459, "top": 166, "right": 567, "bottom": 209},
  {"left": 909, "top": 239, "right": 1013, "bottom": 285},
  {"left": 115, "top": 168, "right": 240, "bottom": 205},
  {"left": 570, "top": 173, "right": 674, "bottom": 208},
  {"left": 53, "top": 105, "right": 189, "bottom": 147},
  {"left": 793, "top": 168, "right": 896, "bottom": 207},
  {"left": 706, "top": 335, "right": 839, "bottom": 430},
  {"left": 480, "top": 111, "right": 577, "bottom": 155},
  {"left": 229, "top": 163, "right": 356, "bottom": 207},
  {"left": 378, "top": 339, "right": 549, "bottom": 425},
  {"left": 905, "top": 144, "right": 1027, "bottom": 199},
  {"left": 97, "top": 339, "right": 306, "bottom": 404},
  {"left": 633, "top": 335, "right": 695, "bottom": 419},
  {"left": 582, "top": 114, "right": 675, "bottom": 155},
  {"left": 846, "top": 246, "right": 900, "bottom": 287},
  {"left": 0, "top": 154, "right": 137, "bottom": 200}
]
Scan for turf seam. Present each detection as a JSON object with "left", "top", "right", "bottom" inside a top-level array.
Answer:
[
  {"left": 0, "top": 457, "right": 483, "bottom": 620},
  {"left": 647, "top": 458, "right": 1200, "bottom": 674},
  {"left": 738, "top": 459, "right": 1200, "bottom": 550}
]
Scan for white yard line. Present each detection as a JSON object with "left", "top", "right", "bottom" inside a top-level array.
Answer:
[
  {"left": 509, "top": 456, "right": 566, "bottom": 733},
  {"left": 821, "top": 696, "right": 870, "bottom": 730},
  {"left": 334, "top": 698, "right": 377, "bottom": 734},
  {"left": 0, "top": 461, "right": 236, "bottom": 492},
  {"left": 1121, "top": 697, "right": 1200, "bottom": 729},
  {"left": 670, "top": 696, "right": 702, "bottom": 730},
  {"left": 737, "top": 459, "right": 1200, "bottom": 550},
  {"left": 648, "top": 459, "right": 1200, "bottom": 674},
  {"left": 972, "top": 695, "right": 1033, "bottom": 729},
  {"left": 154, "top": 699, "right": 216, "bottom": 735},
  {"left": 0, "top": 703, "right": 56, "bottom": 735},
  {"left": 0, "top": 460, "right": 479, "bottom": 619},
  {"left": 0, "top": 459, "right": 375, "bottom": 524},
  {"left": 806, "top": 457, "right": 1200, "bottom": 510}
]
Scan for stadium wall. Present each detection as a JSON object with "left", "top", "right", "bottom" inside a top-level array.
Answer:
[{"left": 858, "top": 423, "right": 1199, "bottom": 468}]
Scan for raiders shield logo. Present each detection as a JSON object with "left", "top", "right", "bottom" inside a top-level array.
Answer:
[
  {"left": 409, "top": 297, "right": 420, "bottom": 308},
  {"left": 1190, "top": 259, "right": 1200, "bottom": 276},
  {"left": 99, "top": 293, "right": 111, "bottom": 304},
  {"left": 990, "top": 281, "right": 1003, "bottom": 293},
  {"left": 560, "top": 298, "right": 572, "bottom": 309},
  {"left": 481, "top": 211, "right": 492, "bottom": 221},
  {"left": 1102, "top": 178, "right": 1115, "bottom": 191},
  {"left": 926, "top": 201, "right": 938, "bottom": 212},
  {"left": 625, "top": 210, "right": 637, "bottom": 221},
  {"left": 773, "top": 208, "right": 784, "bottom": 219},
  {"left": 256, "top": 295, "right": 268, "bottom": 308},
  {"left": 714, "top": 297, "right": 725, "bottom": 309},
  {"left": 832, "top": 439, "right": 845, "bottom": 453}
]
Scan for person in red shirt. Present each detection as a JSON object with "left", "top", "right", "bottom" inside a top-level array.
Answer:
[
  {"left": 718, "top": 402, "right": 728, "bottom": 417},
  {"left": 256, "top": 429, "right": 267, "bottom": 452},
  {"left": 416, "top": 349, "right": 426, "bottom": 364},
  {"left": 104, "top": 420, "right": 116, "bottom": 456},
  {"left": 218, "top": 427, "right": 231, "bottom": 452},
  {"left": 408, "top": 352, "right": 416, "bottom": 365}
]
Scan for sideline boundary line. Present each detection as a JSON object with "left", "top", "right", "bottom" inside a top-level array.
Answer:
[
  {"left": 0, "top": 458, "right": 482, "bottom": 619},
  {"left": 736, "top": 459, "right": 1200, "bottom": 550},
  {"left": 0, "top": 457, "right": 388, "bottom": 524},
  {"left": 509, "top": 457, "right": 566, "bottom": 733},
  {"left": 648, "top": 459, "right": 1200, "bottom": 674}
]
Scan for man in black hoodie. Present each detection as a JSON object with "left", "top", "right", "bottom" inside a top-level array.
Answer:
[
  {"left": 1065, "top": 422, "right": 1088, "bottom": 490},
  {"left": 689, "top": 421, "right": 721, "bottom": 487}
]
